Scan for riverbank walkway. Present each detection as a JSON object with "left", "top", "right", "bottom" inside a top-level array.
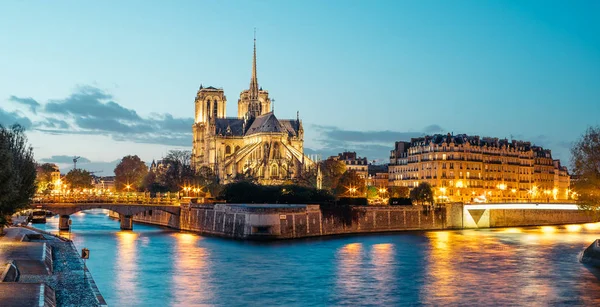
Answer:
[{"left": 0, "top": 227, "right": 107, "bottom": 306}]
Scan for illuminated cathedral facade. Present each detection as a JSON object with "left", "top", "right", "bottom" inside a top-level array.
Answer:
[{"left": 191, "top": 37, "right": 313, "bottom": 184}]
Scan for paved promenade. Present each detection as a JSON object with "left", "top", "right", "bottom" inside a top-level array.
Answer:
[{"left": 0, "top": 227, "right": 106, "bottom": 307}]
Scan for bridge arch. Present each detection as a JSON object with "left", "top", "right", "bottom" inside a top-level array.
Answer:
[{"left": 36, "top": 203, "right": 181, "bottom": 231}]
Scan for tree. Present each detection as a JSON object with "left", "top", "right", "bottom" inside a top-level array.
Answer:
[
  {"left": 114, "top": 155, "right": 148, "bottom": 192},
  {"left": 36, "top": 163, "right": 58, "bottom": 193},
  {"left": 389, "top": 186, "right": 409, "bottom": 198},
  {"left": 366, "top": 186, "right": 378, "bottom": 199},
  {"left": 571, "top": 126, "right": 600, "bottom": 210},
  {"left": 65, "top": 169, "right": 93, "bottom": 190},
  {"left": 335, "top": 170, "right": 366, "bottom": 198},
  {"left": 195, "top": 166, "right": 221, "bottom": 197},
  {"left": 320, "top": 159, "right": 346, "bottom": 191},
  {"left": 0, "top": 125, "right": 37, "bottom": 229},
  {"left": 293, "top": 167, "right": 317, "bottom": 188},
  {"left": 410, "top": 182, "right": 434, "bottom": 206},
  {"left": 159, "top": 150, "right": 195, "bottom": 191}
]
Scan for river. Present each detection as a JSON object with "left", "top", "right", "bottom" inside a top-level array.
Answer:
[{"left": 33, "top": 210, "right": 600, "bottom": 306}]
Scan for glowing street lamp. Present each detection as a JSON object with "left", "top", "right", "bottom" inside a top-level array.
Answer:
[{"left": 347, "top": 186, "right": 357, "bottom": 197}]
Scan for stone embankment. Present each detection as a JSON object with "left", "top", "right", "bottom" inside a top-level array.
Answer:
[
  {"left": 130, "top": 202, "right": 600, "bottom": 240},
  {"left": 0, "top": 226, "right": 107, "bottom": 307}
]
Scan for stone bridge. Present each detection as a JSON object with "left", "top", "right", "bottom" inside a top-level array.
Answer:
[{"left": 32, "top": 203, "right": 181, "bottom": 231}]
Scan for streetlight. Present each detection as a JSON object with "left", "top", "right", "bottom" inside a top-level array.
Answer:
[{"left": 347, "top": 186, "right": 357, "bottom": 197}]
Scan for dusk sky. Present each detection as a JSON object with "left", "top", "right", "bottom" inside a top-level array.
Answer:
[{"left": 1, "top": 0, "right": 599, "bottom": 174}]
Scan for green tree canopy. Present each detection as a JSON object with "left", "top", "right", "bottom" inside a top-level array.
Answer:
[
  {"left": 335, "top": 170, "right": 366, "bottom": 198},
  {"left": 0, "top": 125, "right": 37, "bottom": 229},
  {"left": 114, "top": 155, "right": 148, "bottom": 192},
  {"left": 410, "top": 182, "right": 434, "bottom": 206},
  {"left": 65, "top": 169, "right": 93, "bottom": 190},
  {"left": 571, "top": 126, "right": 600, "bottom": 210}
]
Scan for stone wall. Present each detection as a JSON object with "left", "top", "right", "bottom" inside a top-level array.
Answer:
[
  {"left": 131, "top": 203, "right": 600, "bottom": 239},
  {"left": 489, "top": 209, "right": 595, "bottom": 227},
  {"left": 133, "top": 204, "right": 446, "bottom": 239}
]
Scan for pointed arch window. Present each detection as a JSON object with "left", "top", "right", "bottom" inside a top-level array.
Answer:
[
  {"left": 271, "top": 164, "right": 278, "bottom": 177},
  {"left": 213, "top": 99, "right": 218, "bottom": 118},
  {"left": 206, "top": 99, "right": 211, "bottom": 119}
]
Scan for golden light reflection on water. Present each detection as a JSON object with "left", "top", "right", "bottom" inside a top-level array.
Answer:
[
  {"left": 115, "top": 231, "right": 139, "bottom": 306},
  {"left": 171, "top": 232, "right": 212, "bottom": 306},
  {"left": 336, "top": 242, "right": 363, "bottom": 302},
  {"left": 421, "top": 224, "right": 600, "bottom": 306},
  {"left": 541, "top": 226, "right": 557, "bottom": 234},
  {"left": 370, "top": 243, "right": 395, "bottom": 301},
  {"left": 583, "top": 222, "right": 600, "bottom": 230},
  {"left": 499, "top": 227, "right": 522, "bottom": 234}
]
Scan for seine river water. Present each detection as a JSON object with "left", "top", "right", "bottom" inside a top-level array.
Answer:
[{"left": 33, "top": 210, "right": 600, "bottom": 306}]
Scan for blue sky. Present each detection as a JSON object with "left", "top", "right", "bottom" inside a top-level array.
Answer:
[{"left": 1, "top": 0, "right": 599, "bottom": 173}]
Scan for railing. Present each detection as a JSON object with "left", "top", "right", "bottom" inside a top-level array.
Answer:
[
  {"left": 466, "top": 200, "right": 578, "bottom": 204},
  {"left": 32, "top": 193, "right": 181, "bottom": 205}
]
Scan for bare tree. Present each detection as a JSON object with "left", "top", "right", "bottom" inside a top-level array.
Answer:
[{"left": 571, "top": 126, "right": 600, "bottom": 210}]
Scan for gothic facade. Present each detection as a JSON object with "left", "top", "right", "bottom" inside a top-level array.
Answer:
[{"left": 192, "top": 38, "right": 312, "bottom": 184}]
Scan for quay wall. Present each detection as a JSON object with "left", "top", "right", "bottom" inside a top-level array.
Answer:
[
  {"left": 131, "top": 203, "right": 600, "bottom": 239},
  {"left": 489, "top": 209, "right": 595, "bottom": 227}
]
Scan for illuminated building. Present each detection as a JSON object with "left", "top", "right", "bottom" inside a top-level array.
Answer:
[
  {"left": 191, "top": 36, "right": 312, "bottom": 184},
  {"left": 388, "top": 133, "right": 570, "bottom": 203}
]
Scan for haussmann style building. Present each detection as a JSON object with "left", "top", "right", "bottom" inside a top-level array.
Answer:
[
  {"left": 191, "top": 37, "right": 313, "bottom": 184},
  {"left": 388, "top": 133, "right": 571, "bottom": 203}
]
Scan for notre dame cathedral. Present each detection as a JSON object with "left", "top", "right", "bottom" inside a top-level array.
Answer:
[{"left": 191, "top": 37, "right": 313, "bottom": 184}]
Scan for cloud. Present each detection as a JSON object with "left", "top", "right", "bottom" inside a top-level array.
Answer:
[
  {"left": 35, "top": 117, "right": 70, "bottom": 129},
  {"left": 312, "top": 124, "right": 423, "bottom": 143},
  {"left": 0, "top": 107, "right": 32, "bottom": 128},
  {"left": 423, "top": 124, "right": 445, "bottom": 134},
  {"left": 9, "top": 96, "right": 40, "bottom": 114},
  {"left": 40, "top": 155, "right": 91, "bottom": 164},
  {"left": 45, "top": 85, "right": 141, "bottom": 121},
  {"left": 6, "top": 85, "right": 193, "bottom": 148},
  {"left": 310, "top": 124, "right": 443, "bottom": 162}
]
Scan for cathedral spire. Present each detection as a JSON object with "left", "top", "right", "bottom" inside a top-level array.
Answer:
[{"left": 249, "top": 28, "right": 259, "bottom": 101}]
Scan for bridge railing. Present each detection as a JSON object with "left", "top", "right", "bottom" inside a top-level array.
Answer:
[
  {"left": 32, "top": 193, "right": 180, "bottom": 205},
  {"left": 465, "top": 200, "right": 578, "bottom": 204}
]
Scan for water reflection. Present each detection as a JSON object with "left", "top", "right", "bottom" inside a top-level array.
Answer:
[
  {"left": 30, "top": 215, "right": 600, "bottom": 306},
  {"left": 115, "top": 231, "right": 140, "bottom": 307},
  {"left": 370, "top": 243, "right": 395, "bottom": 304},
  {"left": 335, "top": 242, "right": 364, "bottom": 305},
  {"left": 171, "top": 233, "right": 213, "bottom": 306}
]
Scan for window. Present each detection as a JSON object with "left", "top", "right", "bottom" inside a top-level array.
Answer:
[
  {"left": 213, "top": 99, "right": 218, "bottom": 118},
  {"left": 225, "top": 145, "right": 231, "bottom": 155},
  {"left": 271, "top": 164, "right": 278, "bottom": 177}
]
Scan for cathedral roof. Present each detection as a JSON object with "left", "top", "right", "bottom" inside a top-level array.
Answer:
[
  {"left": 245, "top": 112, "right": 285, "bottom": 135},
  {"left": 214, "top": 113, "right": 301, "bottom": 137},
  {"left": 215, "top": 118, "right": 245, "bottom": 136},
  {"left": 279, "top": 120, "right": 301, "bottom": 137}
]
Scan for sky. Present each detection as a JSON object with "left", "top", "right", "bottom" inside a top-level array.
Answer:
[{"left": 1, "top": 0, "right": 599, "bottom": 174}]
